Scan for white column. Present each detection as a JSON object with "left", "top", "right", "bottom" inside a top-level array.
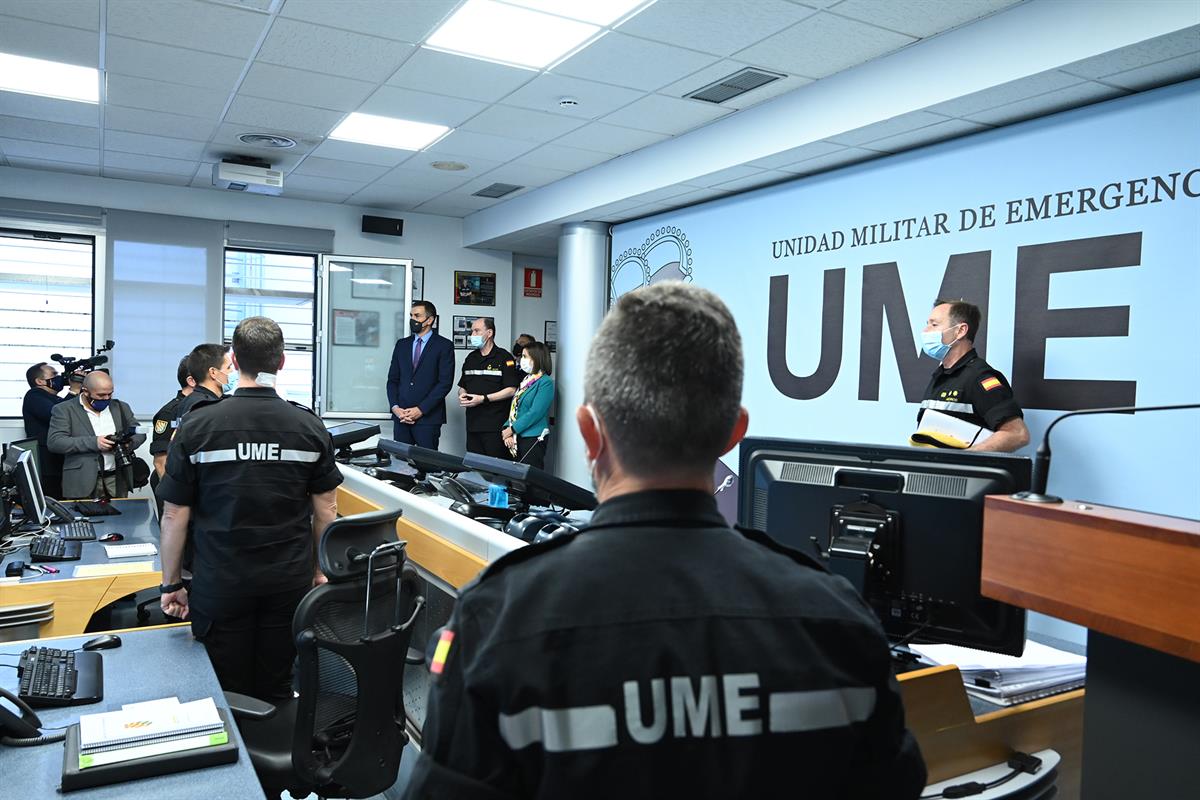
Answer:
[{"left": 555, "top": 222, "right": 609, "bottom": 488}]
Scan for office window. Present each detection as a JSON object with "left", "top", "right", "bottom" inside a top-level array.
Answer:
[
  {"left": 224, "top": 249, "right": 316, "bottom": 406},
  {"left": 0, "top": 229, "right": 94, "bottom": 418}
]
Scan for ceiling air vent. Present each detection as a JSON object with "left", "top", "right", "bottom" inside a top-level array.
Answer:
[
  {"left": 686, "top": 67, "right": 785, "bottom": 104},
  {"left": 472, "top": 182, "right": 524, "bottom": 199},
  {"left": 238, "top": 133, "right": 297, "bottom": 148}
]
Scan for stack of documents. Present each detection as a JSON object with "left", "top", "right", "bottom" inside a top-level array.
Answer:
[
  {"left": 103, "top": 543, "right": 158, "bottom": 559},
  {"left": 910, "top": 408, "right": 992, "bottom": 449},
  {"left": 910, "top": 640, "right": 1086, "bottom": 706},
  {"left": 77, "top": 697, "right": 227, "bottom": 768}
]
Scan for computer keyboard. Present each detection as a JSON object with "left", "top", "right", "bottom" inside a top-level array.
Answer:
[
  {"left": 29, "top": 536, "right": 83, "bottom": 562},
  {"left": 73, "top": 501, "right": 121, "bottom": 517},
  {"left": 17, "top": 646, "right": 104, "bottom": 708},
  {"left": 53, "top": 520, "right": 97, "bottom": 541}
]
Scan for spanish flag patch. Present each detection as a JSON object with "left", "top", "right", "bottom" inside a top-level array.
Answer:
[
  {"left": 980, "top": 376, "right": 1002, "bottom": 391},
  {"left": 505, "top": 360, "right": 515, "bottom": 367},
  {"left": 430, "top": 628, "right": 455, "bottom": 675}
]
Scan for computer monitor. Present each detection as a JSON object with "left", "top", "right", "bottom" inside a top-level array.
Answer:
[
  {"left": 326, "top": 421, "right": 381, "bottom": 457},
  {"left": 738, "top": 438, "right": 1030, "bottom": 656},
  {"left": 3, "top": 445, "right": 49, "bottom": 527},
  {"left": 377, "top": 440, "right": 468, "bottom": 477},
  {"left": 461, "top": 452, "right": 597, "bottom": 512}
]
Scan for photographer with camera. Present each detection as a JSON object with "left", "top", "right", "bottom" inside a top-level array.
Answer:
[{"left": 47, "top": 371, "right": 145, "bottom": 499}]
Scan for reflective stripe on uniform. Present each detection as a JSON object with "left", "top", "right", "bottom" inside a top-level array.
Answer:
[
  {"left": 919, "top": 399, "right": 975, "bottom": 414},
  {"left": 279, "top": 449, "right": 321, "bottom": 463},
  {"left": 190, "top": 447, "right": 322, "bottom": 463},
  {"left": 190, "top": 449, "right": 237, "bottom": 464},
  {"left": 499, "top": 705, "right": 619, "bottom": 752},
  {"left": 463, "top": 369, "right": 502, "bottom": 376},
  {"left": 768, "top": 686, "right": 876, "bottom": 733}
]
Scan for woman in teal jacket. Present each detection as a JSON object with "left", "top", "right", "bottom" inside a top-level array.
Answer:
[{"left": 502, "top": 341, "right": 554, "bottom": 469}]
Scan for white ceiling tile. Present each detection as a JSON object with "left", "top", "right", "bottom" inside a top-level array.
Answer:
[
  {"left": 831, "top": 0, "right": 1022, "bottom": 39},
  {"left": 358, "top": 85, "right": 487, "bottom": 127},
  {"left": 1100, "top": 52, "right": 1200, "bottom": 91},
  {"left": 551, "top": 121, "right": 669, "bottom": 155},
  {"left": 239, "top": 62, "right": 377, "bottom": 113},
  {"left": 0, "top": 116, "right": 97, "bottom": 148},
  {"left": 1061, "top": 27, "right": 1200, "bottom": 80},
  {"left": 287, "top": 189, "right": 354, "bottom": 203},
  {"left": 748, "top": 140, "right": 844, "bottom": 170},
  {"left": 2, "top": 157, "right": 98, "bottom": 176},
  {"left": 374, "top": 165, "right": 473, "bottom": 193},
  {"left": 425, "top": 129, "right": 538, "bottom": 161},
  {"left": 291, "top": 156, "right": 391, "bottom": 183},
  {"left": 428, "top": 190, "right": 519, "bottom": 211},
  {"left": 225, "top": 95, "right": 344, "bottom": 138},
  {"left": 926, "top": 70, "right": 1082, "bottom": 118},
  {"left": 0, "top": 138, "right": 98, "bottom": 165},
  {"left": 734, "top": 11, "right": 915, "bottom": 79},
  {"left": 784, "top": 0, "right": 838, "bottom": 6},
  {"left": 105, "top": 36, "right": 246, "bottom": 91},
  {"left": 467, "top": 163, "right": 572, "bottom": 189},
  {"left": 0, "top": 14, "right": 97, "bottom": 66},
  {"left": 556, "top": 32, "right": 720, "bottom": 92},
  {"left": 102, "top": 150, "right": 199, "bottom": 176},
  {"left": 0, "top": 93, "right": 100, "bottom": 126},
  {"left": 279, "top": 0, "right": 458, "bottom": 43},
  {"left": 387, "top": 47, "right": 537, "bottom": 103},
  {"left": 308, "top": 138, "right": 417, "bottom": 167},
  {"left": 501, "top": 73, "right": 645, "bottom": 119},
  {"left": 204, "top": 146, "right": 308, "bottom": 174},
  {"left": 189, "top": 163, "right": 216, "bottom": 188},
  {"left": 618, "top": 0, "right": 816, "bottom": 57},
  {"left": 400, "top": 151, "right": 503, "bottom": 178},
  {"left": 2, "top": 1, "right": 99, "bottom": 30},
  {"left": 101, "top": 167, "right": 192, "bottom": 186},
  {"left": 711, "top": 169, "right": 793, "bottom": 192},
  {"left": 688, "top": 164, "right": 763, "bottom": 187},
  {"left": 658, "top": 59, "right": 812, "bottom": 109},
  {"left": 622, "top": 183, "right": 704, "bottom": 205},
  {"left": 256, "top": 18, "right": 414, "bottom": 82},
  {"left": 661, "top": 186, "right": 728, "bottom": 206},
  {"left": 963, "top": 82, "right": 1129, "bottom": 126},
  {"left": 106, "top": 105, "right": 217, "bottom": 140},
  {"left": 864, "top": 118, "right": 990, "bottom": 154},
  {"left": 209, "top": 122, "right": 320, "bottom": 154},
  {"left": 220, "top": 0, "right": 275, "bottom": 11},
  {"left": 785, "top": 146, "right": 886, "bottom": 175},
  {"left": 348, "top": 186, "right": 445, "bottom": 210},
  {"left": 825, "top": 110, "right": 950, "bottom": 147},
  {"left": 283, "top": 173, "right": 366, "bottom": 195},
  {"left": 409, "top": 200, "right": 475, "bottom": 217},
  {"left": 107, "top": 0, "right": 267, "bottom": 58},
  {"left": 601, "top": 94, "right": 731, "bottom": 135},
  {"left": 461, "top": 105, "right": 586, "bottom": 143},
  {"left": 105, "top": 75, "right": 229, "bottom": 119},
  {"left": 513, "top": 143, "right": 613, "bottom": 171},
  {"left": 104, "top": 130, "right": 208, "bottom": 160}
]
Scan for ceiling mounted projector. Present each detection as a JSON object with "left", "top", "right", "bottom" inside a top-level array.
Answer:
[{"left": 213, "top": 159, "right": 283, "bottom": 195}]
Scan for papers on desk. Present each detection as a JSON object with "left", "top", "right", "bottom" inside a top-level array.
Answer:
[
  {"left": 73, "top": 561, "right": 155, "bottom": 577},
  {"left": 910, "top": 640, "right": 1086, "bottom": 706},
  {"left": 103, "top": 543, "right": 157, "bottom": 559},
  {"left": 77, "top": 697, "right": 227, "bottom": 768}
]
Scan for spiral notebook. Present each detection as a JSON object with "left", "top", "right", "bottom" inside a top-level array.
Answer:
[
  {"left": 102, "top": 542, "right": 158, "bottom": 559},
  {"left": 78, "top": 696, "right": 223, "bottom": 753}
]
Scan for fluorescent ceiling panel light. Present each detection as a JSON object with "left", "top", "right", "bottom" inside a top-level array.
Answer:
[
  {"left": 0, "top": 52, "right": 98, "bottom": 103},
  {"left": 506, "top": 0, "right": 652, "bottom": 26},
  {"left": 350, "top": 278, "right": 392, "bottom": 285},
  {"left": 329, "top": 113, "right": 450, "bottom": 151},
  {"left": 426, "top": 0, "right": 599, "bottom": 70}
]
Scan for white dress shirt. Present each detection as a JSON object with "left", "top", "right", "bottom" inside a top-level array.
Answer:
[{"left": 83, "top": 395, "right": 117, "bottom": 472}]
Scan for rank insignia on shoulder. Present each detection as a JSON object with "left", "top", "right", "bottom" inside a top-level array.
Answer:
[
  {"left": 980, "top": 376, "right": 1002, "bottom": 391},
  {"left": 154, "top": 419, "right": 169, "bottom": 435},
  {"left": 431, "top": 628, "right": 455, "bottom": 676}
]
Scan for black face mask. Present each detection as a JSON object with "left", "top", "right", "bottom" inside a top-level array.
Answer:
[
  {"left": 513, "top": 344, "right": 523, "bottom": 358},
  {"left": 46, "top": 375, "right": 66, "bottom": 392},
  {"left": 409, "top": 318, "right": 426, "bottom": 335}
]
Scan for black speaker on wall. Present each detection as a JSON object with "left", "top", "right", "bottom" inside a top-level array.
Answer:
[{"left": 362, "top": 215, "right": 404, "bottom": 236}]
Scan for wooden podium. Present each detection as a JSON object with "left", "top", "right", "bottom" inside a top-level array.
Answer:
[{"left": 981, "top": 495, "right": 1200, "bottom": 800}]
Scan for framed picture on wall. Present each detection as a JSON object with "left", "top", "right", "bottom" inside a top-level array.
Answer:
[
  {"left": 412, "top": 266, "right": 424, "bottom": 301},
  {"left": 351, "top": 263, "right": 406, "bottom": 300},
  {"left": 451, "top": 315, "right": 475, "bottom": 349},
  {"left": 544, "top": 320, "right": 557, "bottom": 352},
  {"left": 454, "top": 270, "right": 496, "bottom": 306},
  {"left": 332, "top": 309, "right": 381, "bottom": 347}
]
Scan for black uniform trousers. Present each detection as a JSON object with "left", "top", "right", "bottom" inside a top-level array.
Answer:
[
  {"left": 189, "top": 586, "right": 309, "bottom": 700},
  {"left": 466, "top": 430, "right": 510, "bottom": 460},
  {"left": 393, "top": 421, "right": 441, "bottom": 450},
  {"left": 516, "top": 434, "right": 548, "bottom": 470}
]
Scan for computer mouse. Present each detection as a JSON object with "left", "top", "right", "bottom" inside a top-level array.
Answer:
[
  {"left": 98, "top": 533, "right": 123, "bottom": 542},
  {"left": 81, "top": 634, "right": 122, "bottom": 651}
]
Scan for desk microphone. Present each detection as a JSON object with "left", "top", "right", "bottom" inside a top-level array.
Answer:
[
  {"left": 1013, "top": 403, "right": 1200, "bottom": 504},
  {"left": 517, "top": 428, "right": 551, "bottom": 465}
]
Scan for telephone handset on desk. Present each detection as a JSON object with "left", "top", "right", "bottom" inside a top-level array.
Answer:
[{"left": 0, "top": 687, "right": 65, "bottom": 746}]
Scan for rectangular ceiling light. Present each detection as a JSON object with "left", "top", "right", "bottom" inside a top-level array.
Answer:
[
  {"left": 329, "top": 113, "right": 450, "bottom": 151},
  {"left": 506, "top": 0, "right": 653, "bottom": 26},
  {"left": 426, "top": 0, "right": 603, "bottom": 70},
  {"left": 0, "top": 52, "right": 98, "bottom": 104}
]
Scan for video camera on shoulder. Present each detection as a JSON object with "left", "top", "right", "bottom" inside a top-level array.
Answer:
[
  {"left": 52, "top": 340, "right": 114, "bottom": 377},
  {"left": 105, "top": 427, "right": 138, "bottom": 470}
]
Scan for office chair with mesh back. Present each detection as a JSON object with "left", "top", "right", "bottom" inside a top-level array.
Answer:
[{"left": 225, "top": 508, "right": 425, "bottom": 799}]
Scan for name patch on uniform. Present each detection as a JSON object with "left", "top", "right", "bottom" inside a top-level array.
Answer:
[
  {"left": 431, "top": 629, "right": 455, "bottom": 675},
  {"left": 154, "top": 419, "right": 169, "bottom": 435},
  {"left": 980, "top": 376, "right": 1002, "bottom": 392}
]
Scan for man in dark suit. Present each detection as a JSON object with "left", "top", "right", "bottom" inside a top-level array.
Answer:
[
  {"left": 22, "top": 361, "right": 68, "bottom": 499},
  {"left": 47, "top": 371, "right": 145, "bottom": 499},
  {"left": 387, "top": 300, "right": 454, "bottom": 449}
]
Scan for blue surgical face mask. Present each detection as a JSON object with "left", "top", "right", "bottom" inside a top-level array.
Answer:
[
  {"left": 87, "top": 394, "right": 111, "bottom": 412},
  {"left": 469, "top": 334, "right": 484, "bottom": 349},
  {"left": 921, "top": 329, "right": 953, "bottom": 361},
  {"left": 223, "top": 368, "right": 239, "bottom": 395}
]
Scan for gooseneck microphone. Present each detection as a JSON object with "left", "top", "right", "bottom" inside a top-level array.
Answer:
[{"left": 1013, "top": 403, "right": 1200, "bottom": 503}]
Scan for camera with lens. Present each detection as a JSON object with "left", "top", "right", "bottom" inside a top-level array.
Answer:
[
  {"left": 106, "top": 429, "right": 138, "bottom": 470},
  {"left": 52, "top": 340, "right": 115, "bottom": 377}
]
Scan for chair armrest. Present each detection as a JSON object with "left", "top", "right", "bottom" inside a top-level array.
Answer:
[
  {"left": 406, "top": 647, "right": 425, "bottom": 666},
  {"left": 224, "top": 691, "right": 277, "bottom": 721}
]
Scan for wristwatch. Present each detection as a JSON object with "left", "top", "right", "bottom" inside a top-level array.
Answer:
[{"left": 159, "top": 581, "right": 185, "bottom": 594}]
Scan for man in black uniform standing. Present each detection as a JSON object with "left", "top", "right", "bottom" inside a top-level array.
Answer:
[
  {"left": 917, "top": 299, "right": 1030, "bottom": 452},
  {"left": 458, "top": 316, "right": 520, "bottom": 459},
  {"left": 157, "top": 317, "right": 343, "bottom": 699},
  {"left": 21, "top": 362, "right": 68, "bottom": 499},
  {"left": 173, "top": 343, "right": 233, "bottom": 425},
  {"left": 402, "top": 283, "right": 926, "bottom": 799},
  {"left": 149, "top": 357, "right": 194, "bottom": 487}
]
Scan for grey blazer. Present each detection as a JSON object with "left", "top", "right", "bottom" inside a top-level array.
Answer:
[{"left": 47, "top": 397, "right": 145, "bottom": 500}]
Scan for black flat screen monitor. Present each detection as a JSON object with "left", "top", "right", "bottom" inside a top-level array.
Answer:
[
  {"left": 326, "top": 421, "right": 380, "bottom": 452},
  {"left": 461, "top": 452, "right": 597, "bottom": 511},
  {"left": 738, "top": 437, "right": 1030, "bottom": 656},
  {"left": 377, "top": 440, "right": 467, "bottom": 477},
  {"left": 3, "top": 444, "right": 49, "bottom": 527}
]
